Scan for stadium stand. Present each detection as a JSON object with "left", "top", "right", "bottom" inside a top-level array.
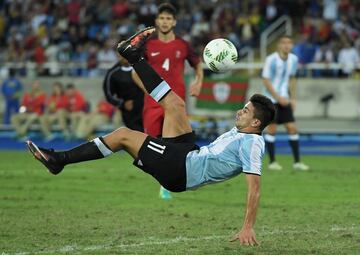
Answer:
[{"left": 0, "top": 0, "right": 360, "bottom": 155}]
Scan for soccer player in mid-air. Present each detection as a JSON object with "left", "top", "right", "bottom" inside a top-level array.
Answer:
[{"left": 27, "top": 27, "right": 275, "bottom": 246}]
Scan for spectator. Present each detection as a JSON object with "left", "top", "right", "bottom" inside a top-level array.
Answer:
[
  {"left": 67, "top": 0, "right": 81, "bottom": 26},
  {"left": 338, "top": 40, "right": 360, "bottom": 77},
  {"left": 313, "top": 43, "right": 336, "bottom": 77},
  {"left": 65, "top": 83, "right": 87, "bottom": 136},
  {"left": 96, "top": 0, "right": 113, "bottom": 25},
  {"left": 97, "top": 39, "right": 118, "bottom": 71},
  {"left": 87, "top": 43, "right": 99, "bottom": 77},
  {"left": 322, "top": 0, "right": 339, "bottom": 21},
  {"left": 138, "top": 0, "right": 157, "bottom": 26},
  {"left": 190, "top": 15, "right": 210, "bottom": 38},
  {"left": 11, "top": 80, "right": 46, "bottom": 139},
  {"left": 1, "top": 69, "right": 23, "bottom": 124},
  {"left": 265, "top": 0, "right": 278, "bottom": 25},
  {"left": 300, "top": 16, "right": 315, "bottom": 38},
  {"left": 45, "top": 42, "right": 61, "bottom": 76},
  {"left": 33, "top": 39, "right": 46, "bottom": 75},
  {"left": 112, "top": 0, "right": 129, "bottom": 21},
  {"left": 39, "top": 82, "right": 69, "bottom": 140},
  {"left": 71, "top": 44, "right": 89, "bottom": 77},
  {"left": 75, "top": 99, "right": 114, "bottom": 140},
  {"left": 293, "top": 35, "right": 317, "bottom": 76}
]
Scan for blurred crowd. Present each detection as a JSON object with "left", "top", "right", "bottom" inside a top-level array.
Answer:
[
  {"left": 2, "top": 74, "right": 120, "bottom": 140},
  {"left": 293, "top": 0, "right": 360, "bottom": 77},
  {"left": 0, "top": 0, "right": 359, "bottom": 77}
]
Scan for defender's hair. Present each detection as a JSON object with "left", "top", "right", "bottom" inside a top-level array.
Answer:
[
  {"left": 249, "top": 94, "right": 276, "bottom": 131},
  {"left": 157, "top": 3, "right": 177, "bottom": 18}
]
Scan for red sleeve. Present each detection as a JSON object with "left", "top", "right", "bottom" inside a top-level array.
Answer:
[
  {"left": 21, "top": 94, "right": 29, "bottom": 107},
  {"left": 33, "top": 93, "right": 46, "bottom": 114},
  {"left": 38, "top": 93, "right": 46, "bottom": 105},
  {"left": 186, "top": 41, "right": 201, "bottom": 68},
  {"left": 98, "top": 101, "right": 114, "bottom": 118}
]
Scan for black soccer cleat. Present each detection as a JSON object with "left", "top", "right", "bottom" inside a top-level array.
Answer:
[
  {"left": 117, "top": 26, "right": 156, "bottom": 64},
  {"left": 26, "top": 140, "right": 64, "bottom": 175}
]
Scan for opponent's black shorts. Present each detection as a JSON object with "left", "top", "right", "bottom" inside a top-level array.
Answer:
[
  {"left": 274, "top": 103, "right": 295, "bottom": 124},
  {"left": 133, "top": 132, "right": 199, "bottom": 192}
]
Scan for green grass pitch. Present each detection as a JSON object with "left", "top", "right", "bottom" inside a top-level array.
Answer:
[{"left": 1, "top": 151, "right": 360, "bottom": 255}]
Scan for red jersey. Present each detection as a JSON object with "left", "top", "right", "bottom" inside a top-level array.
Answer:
[
  {"left": 21, "top": 92, "right": 46, "bottom": 115},
  {"left": 68, "top": 90, "right": 86, "bottom": 112},
  {"left": 47, "top": 94, "right": 69, "bottom": 113},
  {"left": 97, "top": 100, "right": 114, "bottom": 118},
  {"left": 144, "top": 36, "right": 200, "bottom": 108}
]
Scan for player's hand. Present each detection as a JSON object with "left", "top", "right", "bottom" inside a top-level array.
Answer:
[
  {"left": 277, "top": 96, "right": 290, "bottom": 107},
  {"left": 230, "top": 227, "right": 259, "bottom": 246},
  {"left": 124, "top": 100, "right": 134, "bottom": 111},
  {"left": 189, "top": 81, "right": 202, "bottom": 97}
]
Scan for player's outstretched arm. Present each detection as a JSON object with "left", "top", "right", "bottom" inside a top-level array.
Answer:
[{"left": 230, "top": 174, "right": 261, "bottom": 246}]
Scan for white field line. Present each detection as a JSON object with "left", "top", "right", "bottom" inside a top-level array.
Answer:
[{"left": 1, "top": 225, "right": 359, "bottom": 255}]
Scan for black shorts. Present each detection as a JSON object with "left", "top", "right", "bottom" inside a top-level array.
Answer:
[
  {"left": 133, "top": 132, "right": 199, "bottom": 192},
  {"left": 274, "top": 103, "right": 295, "bottom": 124}
]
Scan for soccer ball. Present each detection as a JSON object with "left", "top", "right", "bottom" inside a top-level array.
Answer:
[{"left": 203, "top": 38, "right": 238, "bottom": 73}]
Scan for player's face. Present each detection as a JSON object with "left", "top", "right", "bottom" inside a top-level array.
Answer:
[
  {"left": 235, "top": 102, "right": 259, "bottom": 130},
  {"left": 156, "top": 12, "right": 176, "bottom": 34},
  {"left": 278, "top": 37, "right": 293, "bottom": 54}
]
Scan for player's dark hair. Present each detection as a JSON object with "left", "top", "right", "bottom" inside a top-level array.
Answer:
[
  {"left": 249, "top": 94, "right": 276, "bottom": 131},
  {"left": 157, "top": 3, "right": 177, "bottom": 18}
]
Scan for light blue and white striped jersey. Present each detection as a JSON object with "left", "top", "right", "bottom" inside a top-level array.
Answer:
[
  {"left": 185, "top": 127, "right": 265, "bottom": 190},
  {"left": 262, "top": 52, "right": 298, "bottom": 103}
]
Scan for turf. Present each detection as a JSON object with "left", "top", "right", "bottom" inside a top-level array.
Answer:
[{"left": 1, "top": 151, "right": 360, "bottom": 255}]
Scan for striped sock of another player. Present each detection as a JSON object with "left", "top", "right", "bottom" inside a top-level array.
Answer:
[
  {"left": 133, "top": 58, "right": 171, "bottom": 102},
  {"left": 288, "top": 134, "right": 300, "bottom": 163},
  {"left": 264, "top": 134, "right": 276, "bottom": 162}
]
